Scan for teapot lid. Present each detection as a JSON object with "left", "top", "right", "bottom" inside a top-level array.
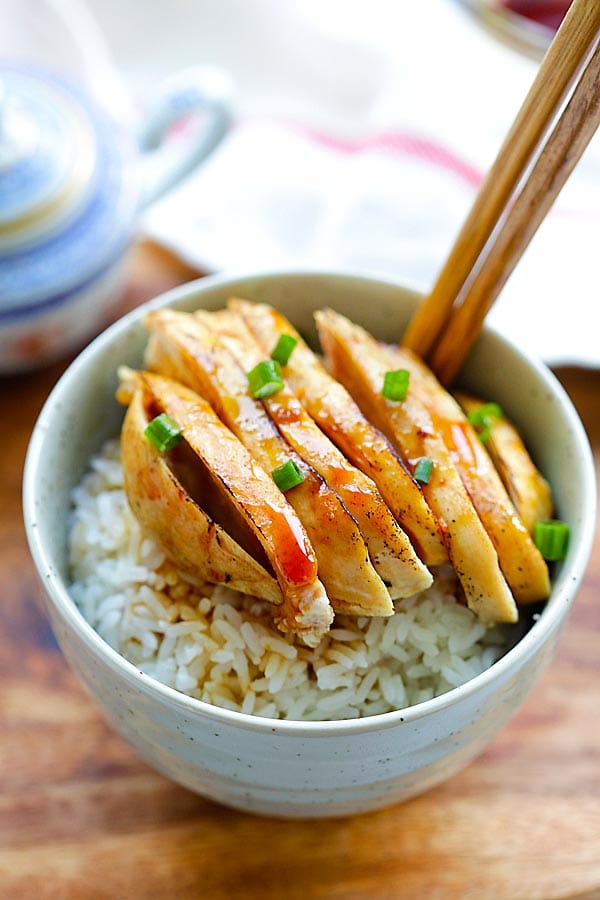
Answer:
[
  {"left": 0, "top": 68, "right": 99, "bottom": 242},
  {"left": 0, "top": 66, "right": 137, "bottom": 315}
]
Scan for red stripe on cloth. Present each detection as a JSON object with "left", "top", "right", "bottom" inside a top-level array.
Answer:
[{"left": 283, "top": 121, "right": 484, "bottom": 188}]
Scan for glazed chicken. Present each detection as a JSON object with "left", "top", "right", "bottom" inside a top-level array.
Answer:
[
  {"left": 455, "top": 392, "right": 553, "bottom": 533},
  {"left": 120, "top": 381, "right": 281, "bottom": 605},
  {"left": 116, "top": 299, "right": 554, "bottom": 642},
  {"left": 197, "top": 307, "right": 433, "bottom": 601},
  {"left": 144, "top": 310, "right": 394, "bottom": 618},
  {"left": 117, "top": 369, "right": 333, "bottom": 646},
  {"left": 315, "top": 308, "right": 520, "bottom": 625},
  {"left": 229, "top": 298, "right": 448, "bottom": 567},
  {"left": 378, "top": 345, "right": 551, "bottom": 604}
]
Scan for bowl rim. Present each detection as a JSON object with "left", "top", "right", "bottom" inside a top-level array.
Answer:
[{"left": 23, "top": 268, "right": 598, "bottom": 737}]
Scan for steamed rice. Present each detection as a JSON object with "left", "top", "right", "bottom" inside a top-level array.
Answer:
[{"left": 69, "top": 440, "right": 509, "bottom": 720}]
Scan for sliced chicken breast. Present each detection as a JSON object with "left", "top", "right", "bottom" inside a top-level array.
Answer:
[
  {"left": 380, "top": 348, "right": 550, "bottom": 604},
  {"left": 455, "top": 391, "right": 554, "bottom": 533},
  {"left": 121, "top": 385, "right": 282, "bottom": 604},
  {"left": 230, "top": 297, "right": 447, "bottom": 567},
  {"left": 144, "top": 311, "right": 394, "bottom": 617},
  {"left": 201, "top": 306, "right": 432, "bottom": 601},
  {"left": 118, "top": 370, "right": 333, "bottom": 646},
  {"left": 316, "top": 308, "right": 518, "bottom": 625}
]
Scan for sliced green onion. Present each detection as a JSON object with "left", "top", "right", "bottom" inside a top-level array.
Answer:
[
  {"left": 247, "top": 360, "right": 284, "bottom": 398},
  {"left": 144, "top": 413, "right": 183, "bottom": 453},
  {"left": 467, "top": 401, "right": 503, "bottom": 444},
  {"left": 270, "top": 334, "right": 298, "bottom": 366},
  {"left": 271, "top": 459, "right": 305, "bottom": 492},
  {"left": 533, "top": 519, "right": 570, "bottom": 561},
  {"left": 468, "top": 401, "right": 503, "bottom": 424},
  {"left": 382, "top": 369, "right": 410, "bottom": 402},
  {"left": 413, "top": 457, "right": 433, "bottom": 485}
]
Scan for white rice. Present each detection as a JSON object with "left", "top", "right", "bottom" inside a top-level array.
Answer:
[{"left": 68, "top": 440, "right": 508, "bottom": 720}]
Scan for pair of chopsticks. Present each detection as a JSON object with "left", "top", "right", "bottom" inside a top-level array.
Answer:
[{"left": 402, "top": 0, "right": 600, "bottom": 386}]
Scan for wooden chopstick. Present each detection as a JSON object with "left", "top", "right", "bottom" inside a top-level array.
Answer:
[
  {"left": 402, "top": 0, "right": 600, "bottom": 379},
  {"left": 429, "top": 36, "right": 600, "bottom": 385}
]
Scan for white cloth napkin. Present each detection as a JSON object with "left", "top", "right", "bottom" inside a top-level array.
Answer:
[
  {"left": 133, "top": 0, "right": 600, "bottom": 366},
  {"left": 14, "top": 0, "right": 600, "bottom": 365}
]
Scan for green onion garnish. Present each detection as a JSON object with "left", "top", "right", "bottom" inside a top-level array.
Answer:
[
  {"left": 413, "top": 457, "right": 433, "bottom": 485},
  {"left": 272, "top": 459, "right": 305, "bottom": 492},
  {"left": 144, "top": 413, "right": 183, "bottom": 453},
  {"left": 382, "top": 369, "right": 410, "bottom": 402},
  {"left": 270, "top": 334, "right": 298, "bottom": 366},
  {"left": 533, "top": 519, "right": 570, "bottom": 561},
  {"left": 467, "top": 401, "right": 503, "bottom": 444},
  {"left": 247, "top": 360, "right": 284, "bottom": 399}
]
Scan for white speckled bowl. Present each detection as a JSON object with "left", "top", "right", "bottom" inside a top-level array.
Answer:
[{"left": 23, "top": 271, "right": 596, "bottom": 817}]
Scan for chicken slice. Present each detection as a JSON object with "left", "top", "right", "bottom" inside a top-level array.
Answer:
[
  {"left": 230, "top": 297, "right": 447, "bottom": 568},
  {"left": 455, "top": 391, "right": 554, "bottom": 533},
  {"left": 120, "top": 385, "right": 282, "bottom": 604},
  {"left": 118, "top": 370, "right": 333, "bottom": 646},
  {"left": 379, "top": 348, "right": 550, "bottom": 604},
  {"left": 316, "top": 308, "right": 518, "bottom": 626},
  {"left": 145, "top": 310, "right": 393, "bottom": 617},
  {"left": 202, "top": 306, "right": 432, "bottom": 601}
]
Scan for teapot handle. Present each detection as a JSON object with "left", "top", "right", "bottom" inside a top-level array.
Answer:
[{"left": 136, "top": 66, "right": 232, "bottom": 210}]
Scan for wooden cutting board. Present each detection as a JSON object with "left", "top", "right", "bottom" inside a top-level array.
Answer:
[{"left": 1, "top": 242, "right": 599, "bottom": 900}]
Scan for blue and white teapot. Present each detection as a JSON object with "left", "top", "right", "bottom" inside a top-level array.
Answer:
[{"left": 0, "top": 64, "right": 230, "bottom": 372}]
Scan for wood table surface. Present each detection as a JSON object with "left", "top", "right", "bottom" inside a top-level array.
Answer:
[{"left": 1, "top": 242, "right": 599, "bottom": 900}]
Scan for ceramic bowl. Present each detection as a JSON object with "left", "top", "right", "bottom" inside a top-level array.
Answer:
[{"left": 23, "top": 271, "right": 596, "bottom": 818}]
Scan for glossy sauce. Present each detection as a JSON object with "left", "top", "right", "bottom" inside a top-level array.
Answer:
[
  {"left": 146, "top": 374, "right": 319, "bottom": 590},
  {"left": 260, "top": 498, "right": 317, "bottom": 586},
  {"left": 446, "top": 421, "right": 486, "bottom": 476}
]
